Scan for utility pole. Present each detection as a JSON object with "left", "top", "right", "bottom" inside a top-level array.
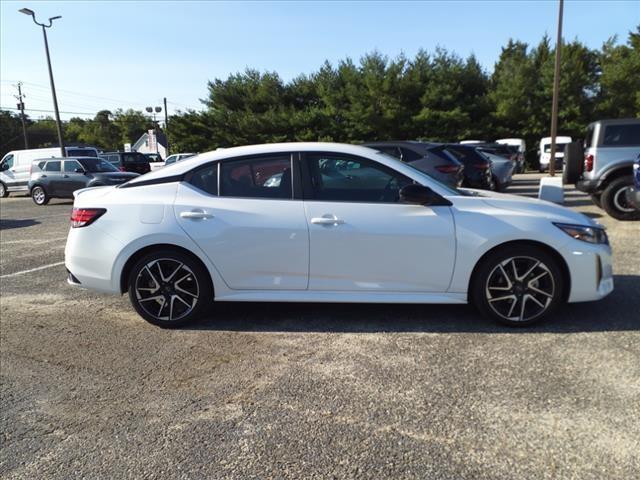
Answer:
[
  {"left": 163, "top": 97, "right": 169, "bottom": 156},
  {"left": 20, "top": 8, "right": 65, "bottom": 157},
  {"left": 548, "top": 0, "right": 564, "bottom": 177},
  {"left": 14, "top": 82, "right": 29, "bottom": 148}
]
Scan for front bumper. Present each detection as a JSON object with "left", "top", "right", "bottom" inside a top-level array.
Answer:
[
  {"left": 625, "top": 186, "right": 640, "bottom": 211},
  {"left": 560, "top": 242, "right": 614, "bottom": 303}
]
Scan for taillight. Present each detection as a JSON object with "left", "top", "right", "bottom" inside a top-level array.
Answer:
[
  {"left": 435, "top": 164, "right": 460, "bottom": 173},
  {"left": 585, "top": 154, "right": 594, "bottom": 172},
  {"left": 472, "top": 162, "right": 491, "bottom": 169},
  {"left": 70, "top": 208, "right": 106, "bottom": 228}
]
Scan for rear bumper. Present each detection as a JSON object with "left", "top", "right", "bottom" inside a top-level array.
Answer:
[{"left": 575, "top": 178, "right": 601, "bottom": 194}]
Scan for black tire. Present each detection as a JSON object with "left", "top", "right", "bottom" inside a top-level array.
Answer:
[
  {"left": 539, "top": 166, "right": 545, "bottom": 173},
  {"left": 0, "top": 182, "right": 8, "bottom": 198},
  {"left": 600, "top": 176, "right": 640, "bottom": 221},
  {"left": 31, "top": 185, "right": 49, "bottom": 205},
  {"left": 128, "top": 249, "right": 213, "bottom": 328},
  {"left": 470, "top": 245, "right": 564, "bottom": 327},
  {"left": 590, "top": 194, "right": 603, "bottom": 209},
  {"left": 563, "top": 141, "right": 584, "bottom": 184}
]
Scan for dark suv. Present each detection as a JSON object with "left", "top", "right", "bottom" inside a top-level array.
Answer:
[
  {"left": 442, "top": 144, "right": 494, "bottom": 189},
  {"left": 28, "top": 157, "right": 138, "bottom": 205},
  {"left": 362, "top": 141, "right": 464, "bottom": 188},
  {"left": 99, "top": 151, "right": 151, "bottom": 174}
]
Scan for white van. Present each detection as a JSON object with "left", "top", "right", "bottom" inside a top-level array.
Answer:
[
  {"left": 538, "top": 136, "right": 572, "bottom": 172},
  {"left": 0, "top": 146, "right": 98, "bottom": 197}
]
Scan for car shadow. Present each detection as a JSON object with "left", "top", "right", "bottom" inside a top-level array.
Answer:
[
  {"left": 189, "top": 275, "right": 639, "bottom": 334},
  {"left": 0, "top": 219, "right": 40, "bottom": 230}
]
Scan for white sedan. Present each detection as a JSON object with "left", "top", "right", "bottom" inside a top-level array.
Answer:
[{"left": 65, "top": 143, "right": 613, "bottom": 328}]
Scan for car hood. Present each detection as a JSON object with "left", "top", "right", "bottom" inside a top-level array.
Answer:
[{"left": 462, "top": 189, "right": 601, "bottom": 227}]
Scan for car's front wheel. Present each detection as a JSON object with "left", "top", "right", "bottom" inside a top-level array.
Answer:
[
  {"left": 31, "top": 186, "right": 49, "bottom": 205},
  {"left": 471, "top": 245, "right": 564, "bottom": 327},
  {"left": 128, "top": 250, "right": 212, "bottom": 328}
]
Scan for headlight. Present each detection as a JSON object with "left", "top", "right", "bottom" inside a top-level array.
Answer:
[{"left": 554, "top": 223, "right": 609, "bottom": 245}]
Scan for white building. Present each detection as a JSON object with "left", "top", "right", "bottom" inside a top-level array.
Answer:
[{"left": 132, "top": 129, "right": 168, "bottom": 159}]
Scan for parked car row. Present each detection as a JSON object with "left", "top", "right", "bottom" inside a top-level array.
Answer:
[{"left": 363, "top": 141, "right": 515, "bottom": 192}]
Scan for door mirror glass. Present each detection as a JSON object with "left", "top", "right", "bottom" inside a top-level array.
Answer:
[
  {"left": 400, "top": 184, "right": 436, "bottom": 205},
  {"left": 0, "top": 163, "right": 8, "bottom": 171}
]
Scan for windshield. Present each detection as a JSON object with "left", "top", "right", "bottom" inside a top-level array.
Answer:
[
  {"left": 78, "top": 158, "right": 119, "bottom": 172},
  {"left": 67, "top": 148, "right": 97, "bottom": 157},
  {"left": 543, "top": 143, "right": 569, "bottom": 153},
  {"left": 375, "top": 151, "right": 461, "bottom": 196}
]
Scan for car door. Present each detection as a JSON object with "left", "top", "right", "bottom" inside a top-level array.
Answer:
[
  {"left": 301, "top": 152, "right": 456, "bottom": 292},
  {"left": 42, "top": 160, "right": 63, "bottom": 195},
  {"left": 61, "top": 159, "right": 88, "bottom": 196},
  {"left": 174, "top": 153, "right": 309, "bottom": 290},
  {"left": 0, "top": 154, "right": 17, "bottom": 187}
]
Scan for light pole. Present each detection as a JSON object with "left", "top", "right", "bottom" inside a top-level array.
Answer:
[
  {"left": 146, "top": 106, "right": 162, "bottom": 155},
  {"left": 548, "top": 0, "right": 564, "bottom": 177},
  {"left": 19, "top": 8, "right": 65, "bottom": 157}
]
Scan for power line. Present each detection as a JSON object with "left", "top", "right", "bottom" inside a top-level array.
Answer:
[{"left": 1, "top": 106, "right": 95, "bottom": 116}]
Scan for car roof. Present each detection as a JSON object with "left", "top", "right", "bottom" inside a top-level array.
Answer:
[
  {"left": 127, "top": 142, "right": 401, "bottom": 185},
  {"left": 30, "top": 156, "right": 99, "bottom": 163},
  {"left": 588, "top": 118, "right": 640, "bottom": 127}
]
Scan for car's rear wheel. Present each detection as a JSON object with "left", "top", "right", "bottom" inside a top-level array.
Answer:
[
  {"left": 0, "top": 182, "right": 8, "bottom": 198},
  {"left": 601, "top": 176, "right": 640, "bottom": 221},
  {"left": 31, "top": 186, "right": 49, "bottom": 205},
  {"left": 471, "top": 245, "right": 564, "bottom": 327},
  {"left": 128, "top": 250, "right": 212, "bottom": 328}
]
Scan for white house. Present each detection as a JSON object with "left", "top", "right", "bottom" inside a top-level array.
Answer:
[{"left": 132, "top": 129, "right": 168, "bottom": 159}]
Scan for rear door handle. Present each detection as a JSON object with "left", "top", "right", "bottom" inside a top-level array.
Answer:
[
  {"left": 311, "top": 215, "right": 344, "bottom": 226},
  {"left": 180, "top": 209, "right": 213, "bottom": 220}
]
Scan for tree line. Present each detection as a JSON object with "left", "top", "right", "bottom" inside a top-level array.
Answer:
[{"left": 2, "top": 27, "right": 638, "bottom": 167}]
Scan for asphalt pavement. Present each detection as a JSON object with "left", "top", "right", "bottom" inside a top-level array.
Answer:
[{"left": 1, "top": 174, "right": 639, "bottom": 479}]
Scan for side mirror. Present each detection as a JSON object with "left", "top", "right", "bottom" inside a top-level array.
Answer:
[
  {"left": 400, "top": 184, "right": 437, "bottom": 205},
  {"left": 0, "top": 163, "right": 8, "bottom": 171},
  {"left": 75, "top": 167, "right": 86, "bottom": 173}
]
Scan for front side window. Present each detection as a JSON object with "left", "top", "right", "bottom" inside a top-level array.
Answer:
[
  {"left": 63, "top": 160, "right": 83, "bottom": 172},
  {"left": 44, "top": 161, "right": 61, "bottom": 172},
  {"left": 220, "top": 155, "right": 292, "bottom": 199},
  {"left": 189, "top": 164, "right": 218, "bottom": 196},
  {"left": 1, "top": 154, "right": 14, "bottom": 169},
  {"left": 305, "top": 153, "right": 412, "bottom": 203}
]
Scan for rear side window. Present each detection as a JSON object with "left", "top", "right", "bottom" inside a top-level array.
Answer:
[
  {"left": 220, "top": 155, "right": 293, "bottom": 199},
  {"left": 44, "top": 161, "right": 61, "bottom": 172},
  {"left": 399, "top": 148, "right": 422, "bottom": 162},
  {"left": 189, "top": 164, "right": 218, "bottom": 196},
  {"left": 374, "top": 146, "right": 401, "bottom": 159},
  {"left": 602, "top": 124, "right": 640, "bottom": 146}
]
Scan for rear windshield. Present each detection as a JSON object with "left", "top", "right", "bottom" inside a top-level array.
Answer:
[
  {"left": 78, "top": 158, "right": 118, "bottom": 172},
  {"left": 602, "top": 124, "right": 640, "bottom": 146},
  {"left": 67, "top": 148, "right": 97, "bottom": 157}
]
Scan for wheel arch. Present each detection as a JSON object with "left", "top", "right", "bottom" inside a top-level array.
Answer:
[
  {"left": 467, "top": 240, "right": 571, "bottom": 303},
  {"left": 119, "top": 243, "right": 214, "bottom": 295},
  {"left": 599, "top": 164, "right": 633, "bottom": 187}
]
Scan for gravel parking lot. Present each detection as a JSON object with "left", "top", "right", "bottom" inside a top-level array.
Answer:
[{"left": 1, "top": 173, "right": 638, "bottom": 479}]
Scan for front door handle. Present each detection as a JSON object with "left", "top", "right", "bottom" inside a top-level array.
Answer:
[
  {"left": 311, "top": 214, "right": 344, "bottom": 226},
  {"left": 180, "top": 209, "right": 213, "bottom": 220}
]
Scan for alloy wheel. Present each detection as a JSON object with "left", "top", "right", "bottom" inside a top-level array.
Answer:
[
  {"left": 134, "top": 258, "right": 199, "bottom": 322},
  {"left": 33, "top": 187, "right": 46, "bottom": 204},
  {"left": 485, "top": 256, "right": 555, "bottom": 323}
]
